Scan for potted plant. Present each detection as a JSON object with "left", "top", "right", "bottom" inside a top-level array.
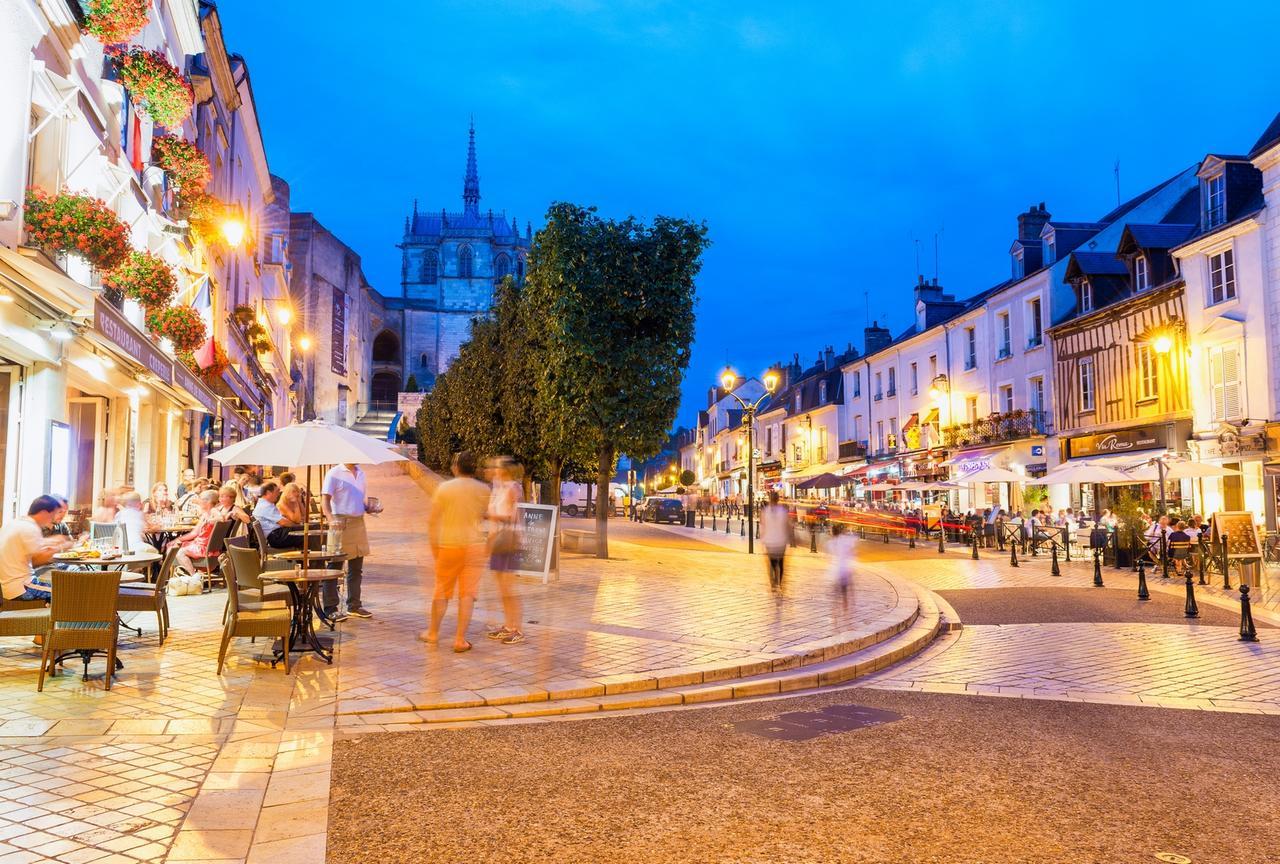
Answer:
[
  {"left": 150, "top": 134, "right": 210, "bottom": 194},
  {"left": 145, "top": 305, "right": 206, "bottom": 353},
  {"left": 232, "top": 304, "right": 255, "bottom": 329},
  {"left": 1111, "top": 490, "right": 1144, "bottom": 568},
  {"left": 103, "top": 250, "right": 176, "bottom": 310},
  {"left": 81, "top": 0, "right": 149, "bottom": 43},
  {"left": 107, "top": 45, "right": 194, "bottom": 129},
  {"left": 23, "top": 188, "right": 131, "bottom": 271}
]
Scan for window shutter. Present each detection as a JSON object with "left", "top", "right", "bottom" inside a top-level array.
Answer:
[
  {"left": 1209, "top": 348, "right": 1225, "bottom": 420},
  {"left": 1222, "top": 346, "right": 1241, "bottom": 419}
]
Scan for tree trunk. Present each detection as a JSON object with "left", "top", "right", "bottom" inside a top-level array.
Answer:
[
  {"left": 541, "top": 457, "right": 564, "bottom": 506},
  {"left": 596, "top": 440, "right": 613, "bottom": 558}
]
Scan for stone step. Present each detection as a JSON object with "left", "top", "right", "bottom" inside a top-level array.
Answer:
[{"left": 332, "top": 580, "right": 949, "bottom": 733}]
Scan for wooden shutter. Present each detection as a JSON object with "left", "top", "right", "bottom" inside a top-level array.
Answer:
[{"left": 1221, "top": 346, "right": 1241, "bottom": 420}]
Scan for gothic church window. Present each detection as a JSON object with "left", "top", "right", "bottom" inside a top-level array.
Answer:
[
  {"left": 420, "top": 353, "right": 429, "bottom": 368},
  {"left": 457, "top": 244, "right": 474, "bottom": 278},
  {"left": 494, "top": 253, "right": 511, "bottom": 281},
  {"left": 420, "top": 252, "right": 438, "bottom": 284}
]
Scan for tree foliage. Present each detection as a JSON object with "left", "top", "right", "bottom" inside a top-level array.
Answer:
[{"left": 523, "top": 203, "right": 708, "bottom": 557}]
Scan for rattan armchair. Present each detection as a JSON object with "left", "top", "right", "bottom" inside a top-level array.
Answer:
[
  {"left": 225, "top": 544, "right": 292, "bottom": 608},
  {"left": 0, "top": 605, "right": 50, "bottom": 640},
  {"left": 117, "top": 545, "right": 178, "bottom": 644},
  {"left": 217, "top": 557, "right": 291, "bottom": 674},
  {"left": 39, "top": 570, "right": 121, "bottom": 691}
]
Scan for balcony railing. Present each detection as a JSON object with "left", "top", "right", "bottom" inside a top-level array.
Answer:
[
  {"left": 942, "top": 409, "right": 1049, "bottom": 448},
  {"left": 837, "top": 440, "right": 868, "bottom": 461}
]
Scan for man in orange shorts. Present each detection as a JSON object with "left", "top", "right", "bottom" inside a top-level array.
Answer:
[{"left": 423, "top": 451, "right": 490, "bottom": 652}]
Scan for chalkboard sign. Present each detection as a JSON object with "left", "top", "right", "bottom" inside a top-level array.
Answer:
[
  {"left": 513, "top": 503, "right": 558, "bottom": 582},
  {"left": 1210, "top": 511, "right": 1263, "bottom": 560}
]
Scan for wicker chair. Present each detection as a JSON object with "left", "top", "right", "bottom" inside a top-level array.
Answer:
[
  {"left": 39, "top": 570, "right": 120, "bottom": 691},
  {"left": 0, "top": 604, "right": 50, "bottom": 643},
  {"left": 218, "top": 553, "right": 291, "bottom": 674},
  {"left": 117, "top": 545, "right": 178, "bottom": 644},
  {"left": 187, "top": 520, "right": 233, "bottom": 593}
]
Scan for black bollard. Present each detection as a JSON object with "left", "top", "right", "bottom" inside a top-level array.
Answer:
[
  {"left": 1222, "top": 532, "right": 1231, "bottom": 590},
  {"left": 1009, "top": 535, "right": 1019, "bottom": 568},
  {"left": 1239, "top": 585, "right": 1259, "bottom": 642},
  {"left": 971, "top": 530, "right": 980, "bottom": 560},
  {"left": 809, "top": 528, "right": 817, "bottom": 553},
  {"left": 712, "top": 513, "right": 717, "bottom": 532},
  {"left": 1093, "top": 547, "right": 1104, "bottom": 587},
  {"left": 1137, "top": 560, "right": 1149, "bottom": 599},
  {"left": 1063, "top": 528, "right": 1071, "bottom": 562},
  {"left": 883, "top": 530, "right": 889, "bottom": 544},
  {"left": 1051, "top": 542, "right": 1061, "bottom": 577},
  {"left": 908, "top": 530, "right": 915, "bottom": 549},
  {"left": 1198, "top": 541, "right": 1206, "bottom": 585},
  {"left": 700, "top": 511, "right": 705, "bottom": 530},
  {"left": 740, "top": 518, "right": 745, "bottom": 537},
  {"left": 1160, "top": 532, "right": 1169, "bottom": 580},
  {"left": 938, "top": 526, "right": 945, "bottom": 554},
  {"left": 725, "top": 514, "right": 730, "bottom": 535},
  {"left": 1184, "top": 568, "right": 1199, "bottom": 618}
]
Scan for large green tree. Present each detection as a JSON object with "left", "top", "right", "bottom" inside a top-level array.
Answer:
[{"left": 523, "top": 203, "right": 708, "bottom": 558}]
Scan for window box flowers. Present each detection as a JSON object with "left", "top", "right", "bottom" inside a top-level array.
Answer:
[
  {"left": 81, "top": 0, "right": 149, "bottom": 44},
  {"left": 107, "top": 45, "right": 194, "bottom": 129},
  {"left": 23, "top": 188, "right": 131, "bottom": 271},
  {"left": 146, "top": 304, "right": 206, "bottom": 353},
  {"left": 103, "top": 250, "right": 176, "bottom": 309},
  {"left": 150, "top": 134, "right": 210, "bottom": 194}
]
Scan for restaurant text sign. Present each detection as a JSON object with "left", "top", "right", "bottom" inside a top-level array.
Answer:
[
  {"left": 513, "top": 503, "right": 558, "bottom": 583},
  {"left": 94, "top": 298, "right": 172, "bottom": 384},
  {"left": 173, "top": 363, "right": 218, "bottom": 415},
  {"left": 1067, "top": 426, "right": 1163, "bottom": 458},
  {"left": 331, "top": 286, "right": 346, "bottom": 376}
]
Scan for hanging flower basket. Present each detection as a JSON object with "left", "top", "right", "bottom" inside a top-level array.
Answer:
[
  {"left": 103, "top": 250, "right": 176, "bottom": 310},
  {"left": 107, "top": 45, "right": 194, "bottom": 129},
  {"left": 150, "top": 134, "right": 210, "bottom": 194},
  {"left": 232, "top": 304, "right": 256, "bottom": 328},
  {"left": 23, "top": 188, "right": 131, "bottom": 271},
  {"left": 181, "top": 191, "right": 222, "bottom": 239},
  {"left": 82, "top": 0, "right": 149, "bottom": 44},
  {"left": 146, "top": 305, "right": 207, "bottom": 353}
]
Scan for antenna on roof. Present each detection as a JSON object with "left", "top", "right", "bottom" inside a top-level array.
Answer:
[{"left": 1114, "top": 160, "right": 1121, "bottom": 206}]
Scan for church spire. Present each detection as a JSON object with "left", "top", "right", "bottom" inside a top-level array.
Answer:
[{"left": 462, "top": 118, "right": 480, "bottom": 215}]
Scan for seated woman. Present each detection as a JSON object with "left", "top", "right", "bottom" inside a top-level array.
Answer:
[
  {"left": 279, "top": 482, "right": 306, "bottom": 527},
  {"left": 176, "top": 478, "right": 210, "bottom": 515},
  {"left": 174, "top": 491, "right": 220, "bottom": 575},
  {"left": 214, "top": 484, "right": 253, "bottom": 532},
  {"left": 143, "top": 482, "right": 175, "bottom": 516}
]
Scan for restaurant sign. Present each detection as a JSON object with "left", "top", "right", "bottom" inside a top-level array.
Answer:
[
  {"left": 94, "top": 298, "right": 172, "bottom": 385},
  {"left": 513, "top": 503, "right": 558, "bottom": 584},
  {"left": 1068, "top": 425, "right": 1164, "bottom": 459},
  {"left": 173, "top": 363, "right": 219, "bottom": 415}
]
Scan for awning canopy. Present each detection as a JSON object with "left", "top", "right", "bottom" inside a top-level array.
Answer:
[
  {"left": 0, "top": 245, "right": 96, "bottom": 315},
  {"left": 797, "top": 472, "right": 846, "bottom": 490}
]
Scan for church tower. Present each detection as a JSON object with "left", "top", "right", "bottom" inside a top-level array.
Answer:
[{"left": 391, "top": 122, "right": 530, "bottom": 387}]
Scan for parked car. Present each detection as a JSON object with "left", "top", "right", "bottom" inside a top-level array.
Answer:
[
  {"left": 642, "top": 498, "right": 685, "bottom": 524},
  {"left": 561, "top": 500, "right": 622, "bottom": 518}
]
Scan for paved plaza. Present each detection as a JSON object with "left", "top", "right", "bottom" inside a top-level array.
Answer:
[{"left": 0, "top": 467, "right": 1276, "bottom": 862}]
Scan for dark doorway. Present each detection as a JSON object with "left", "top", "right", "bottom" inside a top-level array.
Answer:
[
  {"left": 372, "top": 330, "right": 400, "bottom": 365},
  {"left": 371, "top": 372, "right": 400, "bottom": 407}
]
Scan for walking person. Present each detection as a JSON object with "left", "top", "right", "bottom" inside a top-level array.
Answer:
[
  {"left": 485, "top": 457, "right": 524, "bottom": 645},
  {"left": 422, "top": 451, "right": 490, "bottom": 652},
  {"left": 321, "top": 463, "right": 376, "bottom": 621},
  {"left": 828, "top": 521, "right": 854, "bottom": 619},
  {"left": 760, "top": 491, "right": 791, "bottom": 594}
]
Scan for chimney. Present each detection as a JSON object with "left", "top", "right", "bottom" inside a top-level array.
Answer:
[
  {"left": 914, "top": 273, "right": 946, "bottom": 307},
  {"left": 864, "top": 320, "right": 892, "bottom": 356},
  {"left": 823, "top": 345, "right": 835, "bottom": 369},
  {"left": 1015, "top": 203, "right": 1050, "bottom": 275}
]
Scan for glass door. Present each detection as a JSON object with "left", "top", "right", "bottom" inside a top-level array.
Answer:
[{"left": 67, "top": 397, "right": 107, "bottom": 513}]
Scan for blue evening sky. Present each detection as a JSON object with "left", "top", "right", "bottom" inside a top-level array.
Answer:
[{"left": 219, "top": 0, "right": 1280, "bottom": 428}]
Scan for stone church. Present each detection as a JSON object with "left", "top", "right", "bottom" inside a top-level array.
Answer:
[{"left": 372, "top": 123, "right": 531, "bottom": 402}]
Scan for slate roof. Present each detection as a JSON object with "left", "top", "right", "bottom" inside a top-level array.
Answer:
[
  {"left": 1250, "top": 111, "right": 1280, "bottom": 159},
  {"left": 1118, "top": 223, "right": 1197, "bottom": 252},
  {"left": 409, "top": 210, "right": 523, "bottom": 239},
  {"left": 1065, "top": 251, "right": 1128, "bottom": 280}
]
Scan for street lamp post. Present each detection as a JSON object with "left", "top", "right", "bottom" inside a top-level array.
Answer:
[{"left": 722, "top": 368, "right": 780, "bottom": 554}]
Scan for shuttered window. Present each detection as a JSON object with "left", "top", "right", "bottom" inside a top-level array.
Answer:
[
  {"left": 1209, "top": 345, "right": 1242, "bottom": 421},
  {"left": 1208, "top": 249, "right": 1236, "bottom": 304}
]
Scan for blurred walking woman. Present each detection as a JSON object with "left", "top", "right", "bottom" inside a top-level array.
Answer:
[{"left": 485, "top": 457, "right": 524, "bottom": 645}]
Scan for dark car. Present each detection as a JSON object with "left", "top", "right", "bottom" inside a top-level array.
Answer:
[{"left": 642, "top": 498, "right": 685, "bottom": 524}]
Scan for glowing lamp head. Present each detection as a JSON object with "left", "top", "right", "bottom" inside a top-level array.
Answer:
[
  {"left": 297, "top": 334, "right": 314, "bottom": 352},
  {"left": 276, "top": 306, "right": 293, "bottom": 326},
  {"left": 220, "top": 217, "right": 246, "bottom": 248},
  {"left": 721, "top": 371, "right": 736, "bottom": 392},
  {"left": 929, "top": 387, "right": 942, "bottom": 401},
  {"left": 1152, "top": 334, "right": 1173, "bottom": 354},
  {"left": 763, "top": 370, "right": 779, "bottom": 393}
]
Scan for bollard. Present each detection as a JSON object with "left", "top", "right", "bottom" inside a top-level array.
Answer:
[
  {"left": 1093, "top": 547, "right": 1104, "bottom": 587},
  {"left": 1239, "top": 585, "right": 1259, "bottom": 642},
  {"left": 938, "top": 527, "right": 945, "bottom": 554},
  {"left": 700, "top": 511, "right": 705, "bottom": 530},
  {"left": 1050, "top": 543, "right": 1061, "bottom": 577},
  {"left": 908, "top": 530, "right": 915, "bottom": 549},
  {"left": 971, "top": 531, "right": 980, "bottom": 560},
  {"left": 883, "top": 530, "right": 889, "bottom": 544},
  {"left": 809, "top": 528, "right": 817, "bottom": 553},
  {"left": 740, "top": 518, "right": 745, "bottom": 537},
  {"left": 1198, "top": 542, "right": 1206, "bottom": 585},
  {"left": 1184, "top": 569, "right": 1199, "bottom": 618},
  {"left": 725, "top": 514, "right": 731, "bottom": 535},
  {"left": 1221, "top": 532, "right": 1231, "bottom": 590},
  {"left": 1063, "top": 528, "right": 1071, "bottom": 563},
  {"left": 1136, "top": 560, "right": 1149, "bottom": 599},
  {"left": 1160, "top": 532, "right": 1169, "bottom": 580},
  {"left": 1009, "top": 536, "right": 1019, "bottom": 568},
  {"left": 712, "top": 513, "right": 717, "bottom": 532}
]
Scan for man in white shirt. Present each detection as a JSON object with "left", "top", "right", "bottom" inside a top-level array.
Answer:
[
  {"left": 1, "top": 496, "right": 72, "bottom": 603},
  {"left": 321, "top": 463, "right": 373, "bottom": 621},
  {"left": 115, "top": 492, "right": 147, "bottom": 553}
]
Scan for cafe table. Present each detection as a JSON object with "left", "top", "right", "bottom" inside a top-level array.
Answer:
[
  {"left": 262, "top": 568, "right": 345, "bottom": 663},
  {"left": 266, "top": 549, "right": 348, "bottom": 629},
  {"left": 144, "top": 519, "right": 198, "bottom": 550}
]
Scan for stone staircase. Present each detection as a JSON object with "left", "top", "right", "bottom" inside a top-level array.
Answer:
[{"left": 349, "top": 408, "right": 399, "bottom": 441}]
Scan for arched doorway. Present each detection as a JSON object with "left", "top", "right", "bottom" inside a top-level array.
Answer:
[
  {"left": 372, "top": 330, "right": 400, "bottom": 365},
  {"left": 371, "top": 372, "right": 400, "bottom": 408}
]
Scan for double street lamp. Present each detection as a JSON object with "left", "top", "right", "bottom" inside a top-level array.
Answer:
[{"left": 721, "top": 368, "right": 780, "bottom": 554}]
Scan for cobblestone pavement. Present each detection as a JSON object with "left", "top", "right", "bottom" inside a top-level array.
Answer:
[{"left": 331, "top": 472, "right": 904, "bottom": 712}]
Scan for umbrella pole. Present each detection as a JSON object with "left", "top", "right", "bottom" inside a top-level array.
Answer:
[{"left": 303, "top": 480, "right": 310, "bottom": 574}]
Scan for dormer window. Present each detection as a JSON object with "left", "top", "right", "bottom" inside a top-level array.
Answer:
[
  {"left": 1012, "top": 247, "right": 1025, "bottom": 280},
  {"left": 794, "top": 392, "right": 802, "bottom": 412},
  {"left": 1079, "top": 279, "right": 1093, "bottom": 312},
  {"left": 1134, "top": 255, "right": 1149, "bottom": 292},
  {"left": 1205, "top": 173, "right": 1226, "bottom": 228},
  {"left": 818, "top": 381, "right": 828, "bottom": 404},
  {"left": 1043, "top": 229, "right": 1056, "bottom": 265}
]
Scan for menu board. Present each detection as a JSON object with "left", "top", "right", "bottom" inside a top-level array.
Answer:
[
  {"left": 1210, "top": 511, "right": 1263, "bottom": 560},
  {"left": 513, "top": 503, "right": 558, "bottom": 582}
]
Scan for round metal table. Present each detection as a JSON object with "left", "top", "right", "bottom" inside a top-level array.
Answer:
[{"left": 263, "top": 568, "right": 345, "bottom": 663}]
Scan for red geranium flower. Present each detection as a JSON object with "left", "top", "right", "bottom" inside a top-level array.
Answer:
[
  {"left": 23, "top": 188, "right": 131, "bottom": 270},
  {"left": 82, "top": 0, "right": 149, "bottom": 43}
]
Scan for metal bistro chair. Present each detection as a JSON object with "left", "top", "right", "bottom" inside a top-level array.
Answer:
[
  {"left": 187, "top": 520, "right": 233, "bottom": 593},
  {"left": 117, "top": 544, "right": 178, "bottom": 644},
  {"left": 90, "top": 521, "right": 119, "bottom": 542},
  {"left": 1169, "top": 540, "right": 1193, "bottom": 577},
  {"left": 39, "top": 570, "right": 121, "bottom": 691},
  {"left": 218, "top": 550, "right": 292, "bottom": 675}
]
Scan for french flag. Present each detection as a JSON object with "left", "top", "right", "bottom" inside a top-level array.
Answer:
[{"left": 121, "top": 90, "right": 142, "bottom": 172}]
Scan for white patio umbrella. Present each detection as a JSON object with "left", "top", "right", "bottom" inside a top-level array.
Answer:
[
  {"left": 1164, "top": 461, "right": 1241, "bottom": 480},
  {"left": 1039, "top": 461, "right": 1133, "bottom": 485},
  {"left": 958, "top": 466, "right": 1025, "bottom": 483},
  {"left": 207, "top": 420, "right": 406, "bottom": 568}
]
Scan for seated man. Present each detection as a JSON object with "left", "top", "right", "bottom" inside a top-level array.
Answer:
[
  {"left": 252, "top": 482, "right": 304, "bottom": 550},
  {"left": 1, "top": 496, "right": 74, "bottom": 604},
  {"left": 1167, "top": 521, "right": 1193, "bottom": 574},
  {"left": 115, "top": 491, "right": 147, "bottom": 552}
]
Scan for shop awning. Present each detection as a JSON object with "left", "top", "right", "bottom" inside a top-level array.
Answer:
[
  {"left": 0, "top": 246, "right": 95, "bottom": 315},
  {"left": 902, "top": 413, "right": 919, "bottom": 432},
  {"left": 842, "top": 463, "right": 872, "bottom": 478},
  {"left": 784, "top": 461, "right": 844, "bottom": 482}
]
